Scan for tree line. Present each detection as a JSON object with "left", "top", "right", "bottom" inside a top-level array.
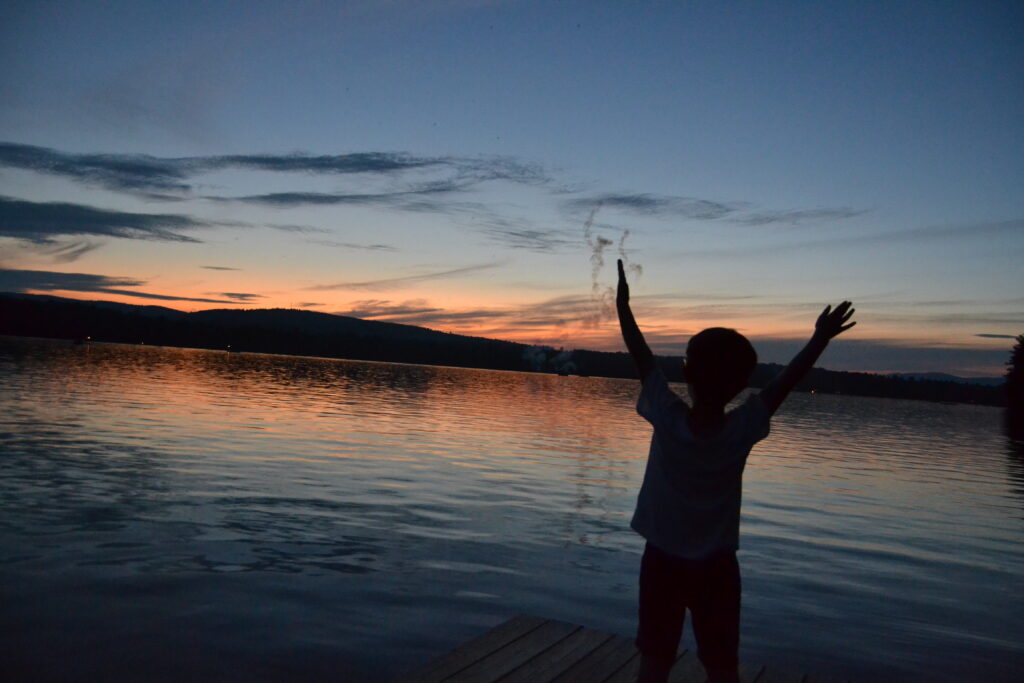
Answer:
[{"left": 0, "top": 293, "right": 1009, "bottom": 407}]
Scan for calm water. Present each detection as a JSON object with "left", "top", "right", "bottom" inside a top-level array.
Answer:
[{"left": 1, "top": 337, "right": 1021, "bottom": 682}]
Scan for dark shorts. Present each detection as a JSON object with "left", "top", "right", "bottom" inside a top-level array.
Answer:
[{"left": 636, "top": 541, "right": 741, "bottom": 670}]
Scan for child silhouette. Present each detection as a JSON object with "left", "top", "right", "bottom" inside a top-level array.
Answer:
[{"left": 616, "top": 259, "right": 855, "bottom": 683}]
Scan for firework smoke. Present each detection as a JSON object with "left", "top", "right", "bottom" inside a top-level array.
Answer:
[
  {"left": 618, "top": 229, "right": 643, "bottom": 279},
  {"left": 581, "top": 206, "right": 643, "bottom": 327}
]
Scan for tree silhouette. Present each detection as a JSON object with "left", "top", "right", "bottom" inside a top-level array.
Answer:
[{"left": 1007, "top": 334, "right": 1024, "bottom": 436}]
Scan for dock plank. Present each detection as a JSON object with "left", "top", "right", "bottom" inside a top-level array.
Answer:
[
  {"left": 551, "top": 634, "right": 637, "bottom": 683},
  {"left": 404, "top": 614, "right": 545, "bottom": 683},
  {"left": 398, "top": 615, "right": 854, "bottom": 683},
  {"left": 452, "top": 619, "right": 579, "bottom": 683},
  {"left": 599, "top": 648, "right": 640, "bottom": 683},
  {"left": 499, "top": 625, "right": 614, "bottom": 683}
]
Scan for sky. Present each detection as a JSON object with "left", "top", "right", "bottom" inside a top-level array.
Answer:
[{"left": 1, "top": 0, "right": 1021, "bottom": 376}]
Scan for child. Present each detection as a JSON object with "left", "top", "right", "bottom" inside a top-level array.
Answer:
[{"left": 615, "top": 259, "right": 855, "bottom": 683}]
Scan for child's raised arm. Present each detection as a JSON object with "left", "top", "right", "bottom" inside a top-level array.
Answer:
[
  {"left": 759, "top": 302, "right": 856, "bottom": 416},
  {"left": 617, "top": 259, "right": 655, "bottom": 380}
]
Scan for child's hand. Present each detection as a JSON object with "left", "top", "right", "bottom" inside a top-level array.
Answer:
[
  {"left": 814, "top": 301, "right": 856, "bottom": 341},
  {"left": 617, "top": 259, "right": 629, "bottom": 305}
]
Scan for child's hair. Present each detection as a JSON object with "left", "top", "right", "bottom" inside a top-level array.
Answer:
[{"left": 684, "top": 327, "right": 758, "bottom": 404}]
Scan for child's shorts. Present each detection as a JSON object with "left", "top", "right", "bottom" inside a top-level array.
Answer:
[{"left": 635, "top": 541, "right": 740, "bottom": 670}]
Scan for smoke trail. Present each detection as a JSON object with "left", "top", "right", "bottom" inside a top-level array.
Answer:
[
  {"left": 582, "top": 205, "right": 614, "bottom": 326},
  {"left": 581, "top": 206, "right": 643, "bottom": 327},
  {"left": 618, "top": 229, "right": 643, "bottom": 278}
]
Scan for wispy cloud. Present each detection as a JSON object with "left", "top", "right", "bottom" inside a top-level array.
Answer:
[
  {"left": 0, "top": 142, "right": 548, "bottom": 197},
  {"left": 337, "top": 299, "right": 444, "bottom": 319},
  {"left": 218, "top": 189, "right": 444, "bottom": 208},
  {"left": 730, "top": 207, "right": 865, "bottom": 225},
  {"left": 43, "top": 239, "right": 105, "bottom": 263},
  {"left": 0, "top": 268, "right": 241, "bottom": 304},
  {"left": 307, "top": 262, "right": 505, "bottom": 291},
  {"left": 337, "top": 293, "right": 626, "bottom": 333},
  {"left": 478, "top": 218, "right": 577, "bottom": 252},
  {"left": 565, "top": 193, "right": 736, "bottom": 220},
  {"left": 672, "top": 218, "right": 1024, "bottom": 257},
  {"left": 564, "top": 192, "right": 864, "bottom": 228},
  {"left": 976, "top": 333, "right": 1018, "bottom": 339},
  {"left": 0, "top": 196, "right": 209, "bottom": 243},
  {"left": 308, "top": 239, "right": 398, "bottom": 251},
  {"left": 213, "top": 292, "right": 264, "bottom": 302},
  {"left": 201, "top": 265, "right": 240, "bottom": 271},
  {"left": 0, "top": 142, "right": 193, "bottom": 194}
]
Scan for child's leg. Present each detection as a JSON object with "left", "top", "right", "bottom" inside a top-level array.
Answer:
[
  {"left": 689, "top": 551, "right": 741, "bottom": 683},
  {"left": 635, "top": 543, "right": 687, "bottom": 683}
]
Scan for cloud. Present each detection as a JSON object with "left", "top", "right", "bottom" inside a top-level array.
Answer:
[
  {"left": 5, "top": 238, "right": 106, "bottom": 264},
  {"left": 476, "top": 215, "right": 577, "bottom": 252},
  {"left": 208, "top": 178, "right": 483, "bottom": 211},
  {"left": 297, "top": 302, "right": 324, "bottom": 308},
  {"left": 307, "top": 262, "right": 505, "bottom": 291},
  {"left": 565, "top": 193, "right": 736, "bottom": 220},
  {"left": 0, "top": 142, "right": 548, "bottom": 197},
  {"left": 976, "top": 333, "right": 1018, "bottom": 339},
  {"left": 0, "top": 142, "right": 192, "bottom": 194},
  {"left": 338, "top": 293, "right": 625, "bottom": 333},
  {"left": 673, "top": 218, "right": 1024, "bottom": 258},
  {"left": 0, "top": 196, "right": 208, "bottom": 243},
  {"left": 564, "top": 193, "right": 864, "bottom": 227},
  {"left": 337, "top": 299, "right": 443, "bottom": 319},
  {"left": 214, "top": 292, "right": 264, "bottom": 301},
  {"left": 201, "top": 265, "right": 240, "bottom": 271},
  {"left": 221, "top": 190, "right": 431, "bottom": 208},
  {"left": 308, "top": 239, "right": 398, "bottom": 251},
  {"left": 90, "top": 289, "right": 242, "bottom": 304},
  {"left": 0, "top": 268, "right": 240, "bottom": 304},
  {"left": 730, "top": 207, "right": 865, "bottom": 225},
  {"left": 212, "top": 151, "right": 440, "bottom": 175},
  {"left": 0, "top": 268, "right": 141, "bottom": 291},
  {"left": 43, "top": 239, "right": 105, "bottom": 263}
]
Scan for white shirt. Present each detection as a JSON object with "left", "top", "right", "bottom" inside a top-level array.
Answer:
[{"left": 631, "top": 370, "right": 770, "bottom": 559}]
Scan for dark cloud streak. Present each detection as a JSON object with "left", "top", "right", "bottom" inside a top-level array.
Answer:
[
  {"left": 0, "top": 268, "right": 240, "bottom": 304},
  {"left": 0, "top": 142, "right": 548, "bottom": 196},
  {"left": 566, "top": 193, "right": 736, "bottom": 220},
  {"left": 731, "top": 207, "right": 865, "bottom": 225},
  {"left": 307, "top": 262, "right": 505, "bottom": 291},
  {"left": 0, "top": 196, "right": 207, "bottom": 243},
  {"left": 214, "top": 292, "right": 264, "bottom": 301},
  {"left": 308, "top": 239, "right": 398, "bottom": 251}
]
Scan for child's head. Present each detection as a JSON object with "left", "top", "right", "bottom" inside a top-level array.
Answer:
[{"left": 683, "top": 327, "right": 757, "bottom": 405}]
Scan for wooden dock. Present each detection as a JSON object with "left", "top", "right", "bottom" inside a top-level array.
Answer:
[{"left": 398, "top": 615, "right": 851, "bottom": 683}]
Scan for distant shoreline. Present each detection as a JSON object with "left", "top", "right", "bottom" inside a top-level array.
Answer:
[{"left": 0, "top": 293, "right": 1007, "bottom": 407}]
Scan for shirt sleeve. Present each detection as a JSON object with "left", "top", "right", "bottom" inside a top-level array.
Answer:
[
  {"left": 637, "top": 370, "right": 685, "bottom": 428},
  {"left": 738, "top": 393, "right": 771, "bottom": 444}
]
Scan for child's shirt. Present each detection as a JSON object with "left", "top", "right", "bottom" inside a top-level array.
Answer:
[{"left": 631, "top": 370, "right": 771, "bottom": 560}]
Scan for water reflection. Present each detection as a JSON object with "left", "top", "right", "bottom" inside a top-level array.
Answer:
[
  {"left": 1004, "top": 421, "right": 1024, "bottom": 509},
  {"left": 1, "top": 336, "right": 1022, "bottom": 683}
]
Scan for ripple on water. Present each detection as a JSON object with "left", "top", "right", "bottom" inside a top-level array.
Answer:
[{"left": 0, "top": 337, "right": 1021, "bottom": 682}]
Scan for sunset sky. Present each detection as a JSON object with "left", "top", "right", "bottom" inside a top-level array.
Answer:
[{"left": 1, "top": 1, "right": 1021, "bottom": 376}]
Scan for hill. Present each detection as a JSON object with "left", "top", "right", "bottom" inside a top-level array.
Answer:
[
  {"left": 0, "top": 292, "right": 1006, "bottom": 407},
  {"left": 888, "top": 372, "right": 1004, "bottom": 387}
]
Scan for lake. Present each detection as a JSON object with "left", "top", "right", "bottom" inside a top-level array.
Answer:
[{"left": 1, "top": 336, "right": 1021, "bottom": 682}]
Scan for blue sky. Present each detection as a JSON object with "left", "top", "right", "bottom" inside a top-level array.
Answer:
[{"left": 1, "top": 0, "right": 1021, "bottom": 375}]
